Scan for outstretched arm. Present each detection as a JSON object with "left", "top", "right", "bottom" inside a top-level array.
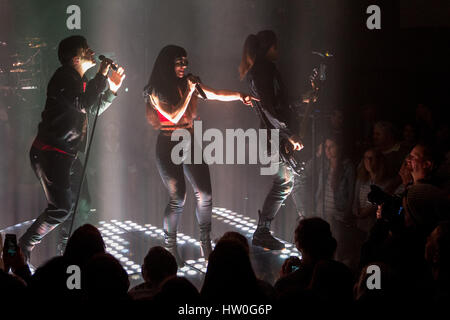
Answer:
[{"left": 199, "top": 84, "right": 257, "bottom": 106}]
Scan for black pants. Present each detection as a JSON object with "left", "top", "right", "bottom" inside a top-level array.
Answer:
[
  {"left": 260, "top": 161, "right": 296, "bottom": 222},
  {"left": 19, "top": 147, "right": 91, "bottom": 251},
  {"left": 155, "top": 131, "right": 212, "bottom": 235}
]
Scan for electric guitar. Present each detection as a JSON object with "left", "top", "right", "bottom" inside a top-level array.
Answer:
[{"left": 278, "top": 66, "right": 322, "bottom": 176}]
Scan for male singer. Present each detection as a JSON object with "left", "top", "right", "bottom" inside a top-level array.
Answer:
[{"left": 18, "top": 35, "right": 126, "bottom": 261}]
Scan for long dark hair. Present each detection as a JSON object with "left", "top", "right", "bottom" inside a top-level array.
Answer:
[
  {"left": 145, "top": 45, "right": 196, "bottom": 128},
  {"left": 239, "top": 30, "right": 277, "bottom": 80},
  {"left": 323, "top": 134, "right": 345, "bottom": 191}
]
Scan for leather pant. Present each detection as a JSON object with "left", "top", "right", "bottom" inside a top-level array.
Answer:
[
  {"left": 259, "top": 161, "right": 295, "bottom": 223},
  {"left": 19, "top": 147, "right": 91, "bottom": 252},
  {"left": 155, "top": 131, "right": 212, "bottom": 236}
]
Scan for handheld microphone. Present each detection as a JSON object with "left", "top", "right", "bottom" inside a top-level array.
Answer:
[
  {"left": 98, "top": 55, "right": 118, "bottom": 71},
  {"left": 186, "top": 73, "right": 207, "bottom": 99}
]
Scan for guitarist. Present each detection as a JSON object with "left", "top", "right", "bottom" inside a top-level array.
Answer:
[{"left": 239, "top": 30, "right": 306, "bottom": 250}]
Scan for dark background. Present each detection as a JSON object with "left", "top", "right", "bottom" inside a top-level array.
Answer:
[{"left": 1, "top": 0, "right": 449, "bottom": 244}]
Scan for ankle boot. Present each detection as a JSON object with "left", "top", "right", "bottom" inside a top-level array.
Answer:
[
  {"left": 18, "top": 217, "right": 57, "bottom": 264},
  {"left": 252, "top": 210, "right": 285, "bottom": 250},
  {"left": 199, "top": 223, "right": 212, "bottom": 259},
  {"left": 164, "top": 230, "right": 185, "bottom": 267}
]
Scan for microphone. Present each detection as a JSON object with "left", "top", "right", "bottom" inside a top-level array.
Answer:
[
  {"left": 98, "top": 55, "right": 118, "bottom": 71},
  {"left": 186, "top": 73, "right": 207, "bottom": 99}
]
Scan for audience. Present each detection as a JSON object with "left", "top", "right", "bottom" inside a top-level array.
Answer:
[
  {"left": 1, "top": 97, "right": 449, "bottom": 312},
  {"left": 128, "top": 245, "right": 177, "bottom": 301}
]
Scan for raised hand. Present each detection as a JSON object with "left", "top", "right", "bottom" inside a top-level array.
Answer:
[
  {"left": 288, "top": 134, "right": 304, "bottom": 151},
  {"left": 108, "top": 66, "right": 126, "bottom": 94}
]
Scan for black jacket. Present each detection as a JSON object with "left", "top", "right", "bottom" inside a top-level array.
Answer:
[
  {"left": 246, "top": 58, "right": 299, "bottom": 139},
  {"left": 36, "top": 65, "right": 116, "bottom": 154}
]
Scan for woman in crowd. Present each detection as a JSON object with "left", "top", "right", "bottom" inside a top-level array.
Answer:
[{"left": 353, "top": 148, "right": 391, "bottom": 235}]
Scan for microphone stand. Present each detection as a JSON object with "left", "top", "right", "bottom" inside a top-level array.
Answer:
[{"left": 67, "top": 92, "right": 104, "bottom": 239}]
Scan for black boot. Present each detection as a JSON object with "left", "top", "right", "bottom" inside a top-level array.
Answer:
[
  {"left": 199, "top": 223, "right": 212, "bottom": 259},
  {"left": 18, "top": 217, "right": 57, "bottom": 264},
  {"left": 252, "top": 211, "right": 285, "bottom": 250},
  {"left": 164, "top": 230, "right": 185, "bottom": 267}
]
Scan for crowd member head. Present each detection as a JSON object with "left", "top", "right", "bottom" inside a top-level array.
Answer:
[
  {"left": 83, "top": 253, "right": 130, "bottom": 301},
  {"left": 142, "top": 246, "right": 177, "bottom": 285},
  {"left": 239, "top": 30, "right": 278, "bottom": 79},
  {"left": 294, "top": 218, "right": 337, "bottom": 264},
  {"left": 323, "top": 135, "right": 347, "bottom": 191},
  {"left": 64, "top": 224, "right": 105, "bottom": 267},
  {"left": 324, "top": 135, "right": 342, "bottom": 162},
  {"left": 406, "top": 143, "right": 436, "bottom": 183},
  {"left": 373, "top": 121, "right": 398, "bottom": 152},
  {"left": 220, "top": 231, "right": 249, "bottom": 254},
  {"left": 403, "top": 184, "right": 450, "bottom": 235},
  {"left": 28, "top": 256, "right": 76, "bottom": 302},
  {"left": 425, "top": 221, "right": 450, "bottom": 283},
  {"left": 358, "top": 148, "right": 387, "bottom": 184},
  {"left": 201, "top": 239, "right": 264, "bottom": 303},
  {"left": 58, "top": 35, "right": 95, "bottom": 76}
]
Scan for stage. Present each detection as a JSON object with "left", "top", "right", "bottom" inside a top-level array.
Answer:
[{"left": 0, "top": 206, "right": 300, "bottom": 289}]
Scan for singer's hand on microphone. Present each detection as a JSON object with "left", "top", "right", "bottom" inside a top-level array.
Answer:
[
  {"left": 187, "top": 78, "right": 197, "bottom": 93},
  {"left": 98, "top": 60, "right": 111, "bottom": 77},
  {"left": 107, "top": 66, "right": 126, "bottom": 94}
]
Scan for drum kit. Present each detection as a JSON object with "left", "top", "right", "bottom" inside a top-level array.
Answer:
[{"left": 0, "top": 37, "right": 48, "bottom": 106}]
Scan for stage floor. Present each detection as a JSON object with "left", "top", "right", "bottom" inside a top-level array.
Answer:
[{"left": 1, "top": 207, "right": 300, "bottom": 289}]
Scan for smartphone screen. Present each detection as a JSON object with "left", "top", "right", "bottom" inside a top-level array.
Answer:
[{"left": 4, "top": 234, "right": 17, "bottom": 257}]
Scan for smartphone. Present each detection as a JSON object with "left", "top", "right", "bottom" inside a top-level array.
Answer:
[
  {"left": 4, "top": 234, "right": 18, "bottom": 257},
  {"left": 291, "top": 265, "right": 300, "bottom": 272}
]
